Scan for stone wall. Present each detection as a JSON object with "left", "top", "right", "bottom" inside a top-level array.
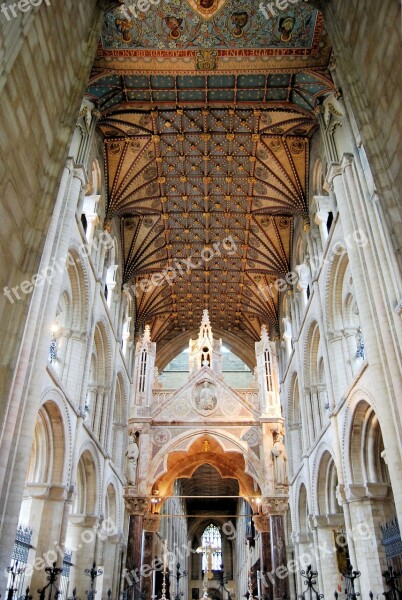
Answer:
[
  {"left": 0, "top": 0, "right": 110, "bottom": 576},
  {"left": 324, "top": 0, "right": 402, "bottom": 267}
]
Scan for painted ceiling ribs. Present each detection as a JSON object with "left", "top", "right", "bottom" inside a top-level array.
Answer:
[{"left": 87, "top": 0, "right": 335, "bottom": 348}]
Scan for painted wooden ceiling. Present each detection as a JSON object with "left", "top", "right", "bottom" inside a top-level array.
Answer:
[{"left": 88, "top": 1, "right": 335, "bottom": 351}]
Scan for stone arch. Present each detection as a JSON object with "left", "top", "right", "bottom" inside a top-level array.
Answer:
[
  {"left": 312, "top": 446, "right": 341, "bottom": 516},
  {"left": 296, "top": 482, "right": 309, "bottom": 534},
  {"left": 106, "top": 474, "right": 123, "bottom": 532},
  {"left": 73, "top": 446, "right": 100, "bottom": 516},
  {"left": 286, "top": 373, "right": 303, "bottom": 477},
  {"left": 91, "top": 318, "right": 113, "bottom": 388},
  {"left": 87, "top": 319, "right": 113, "bottom": 443},
  {"left": 40, "top": 388, "right": 73, "bottom": 480},
  {"left": 53, "top": 248, "right": 91, "bottom": 391},
  {"left": 303, "top": 320, "right": 320, "bottom": 388},
  {"left": 87, "top": 159, "right": 102, "bottom": 196},
  {"left": 105, "top": 482, "right": 117, "bottom": 529},
  {"left": 302, "top": 319, "right": 327, "bottom": 438},
  {"left": 324, "top": 242, "right": 350, "bottom": 331},
  {"left": 25, "top": 400, "right": 66, "bottom": 488},
  {"left": 344, "top": 396, "right": 390, "bottom": 487},
  {"left": 324, "top": 242, "right": 365, "bottom": 387},
  {"left": 111, "top": 373, "right": 128, "bottom": 471},
  {"left": 294, "top": 231, "right": 308, "bottom": 268},
  {"left": 149, "top": 432, "right": 262, "bottom": 502},
  {"left": 64, "top": 245, "right": 91, "bottom": 333},
  {"left": 312, "top": 158, "right": 326, "bottom": 196}
]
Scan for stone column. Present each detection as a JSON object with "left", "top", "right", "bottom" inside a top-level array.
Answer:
[
  {"left": 25, "top": 485, "right": 73, "bottom": 593},
  {"left": 262, "top": 498, "right": 289, "bottom": 600},
  {"left": 0, "top": 164, "right": 86, "bottom": 577},
  {"left": 303, "top": 389, "right": 315, "bottom": 445},
  {"left": 313, "top": 515, "right": 344, "bottom": 598},
  {"left": 66, "top": 515, "right": 101, "bottom": 594},
  {"left": 124, "top": 495, "right": 151, "bottom": 595},
  {"left": 314, "top": 210, "right": 329, "bottom": 247},
  {"left": 344, "top": 485, "right": 392, "bottom": 597},
  {"left": 140, "top": 514, "right": 161, "bottom": 598},
  {"left": 253, "top": 515, "right": 273, "bottom": 599}
]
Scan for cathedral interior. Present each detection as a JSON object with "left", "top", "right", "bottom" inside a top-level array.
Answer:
[{"left": 0, "top": 1, "right": 401, "bottom": 599}]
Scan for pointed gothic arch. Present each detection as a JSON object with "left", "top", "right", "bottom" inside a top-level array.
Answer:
[{"left": 149, "top": 433, "right": 262, "bottom": 503}]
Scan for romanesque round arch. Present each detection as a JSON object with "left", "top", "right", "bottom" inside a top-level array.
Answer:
[
  {"left": 105, "top": 476, "right": 123, "bottom": 532},
  {"left": 38, "top": 387, "right": 73, "bottom": 483},
  {"left": 302, "top": 319, "right": 321, "bottom": 387},
  {"left": 310, "top": 442, "right": 339, "bottom": 515},
  {"left": 293, "top": 480, "right": 309, "bottom": 534},
  {"left": 91, "top": 317, "right": 113, "bottom": 388},
  {"left": 75, "top": 440, "right": 103, "bottom": 515},
  {"left": 324, "top": 241, "right": 349, "bottom": 331},
  {"left": 63, "top": 244, "right": 92, "bottom": 333},
  {"left": 340, "top": 388, "right": 390, "bottom": 488}
]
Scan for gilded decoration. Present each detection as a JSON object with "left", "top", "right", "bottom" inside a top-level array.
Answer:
[
  {"left": 96, "top": 107, "right": 314, "bottom": 347},
  {"left": 186, "top": 0, "right": 227, "bottom": 20},
  {"left": 85, "top": 1, "right": 336, "bottom": 350},
  {"left": 95, "top": 1, "right": 331, "bottom": 74},
  {"left": 195, "top": 48, "right": 219, "bottom": 70}
]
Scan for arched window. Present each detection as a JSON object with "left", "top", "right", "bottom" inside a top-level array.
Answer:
[
  {"left": 264, "top": 348, "right": 273, "bottom": 392},
  {"left": 139, "top": 349, "right": 147, "bottom": 393},
  {"left": 201, "top": 524, "right": 222, "bottom": 572}
]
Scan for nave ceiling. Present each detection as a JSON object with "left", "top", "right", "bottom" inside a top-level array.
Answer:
[{"left": 86, "top": 0, "right": 335, "bottom": 353}]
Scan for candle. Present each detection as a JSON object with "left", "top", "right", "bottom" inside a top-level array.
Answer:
[
  {"left": 257, "top": 570, "right": 261, "bottom": 600},
  {"left": 247, "top": 539, "right": 250, "bottom": 574},
  {"left": 152, "top": 564, "right": 156, "bottom": 599},
  {"left": 164, "top": 539, "right": 167, "bottom": 571}
]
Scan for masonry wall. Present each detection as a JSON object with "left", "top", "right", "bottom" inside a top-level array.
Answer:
[
  {"left": 280, "top": 85, "right": 402, "bottom": 597},
  {"left": 324, "top": 0, "right": 402, "bottom": 268},
  {"left": 0, "top": 0, "right": 109, "bottom": 576}
]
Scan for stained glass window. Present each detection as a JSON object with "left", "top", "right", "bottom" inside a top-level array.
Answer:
[{"left": 201, "top": 524, "right": 222, "bottom": 572}]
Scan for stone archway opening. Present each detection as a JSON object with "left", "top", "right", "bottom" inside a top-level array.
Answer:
[
  {"left": 148, "top": 435, "right": 262, "bottom": 600},
  {"left": 151, "top": 435, "right": 259, "bottom": 502}
]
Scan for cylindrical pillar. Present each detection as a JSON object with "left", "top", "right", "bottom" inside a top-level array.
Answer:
[
  {"left": 253, "top": 515, "right": 272, "bottom": 599},
  {"left": 269, "top": 515, "right": 289, "bottom": 600},
  {"left": 124, "top": 496, "right": 151, "bottom": 597},
  {"left": 140, "top": 531, "right": 153, "bottom": 597},
  {"left": 261, "top": 498, "right": 289, "bottom": 600}
]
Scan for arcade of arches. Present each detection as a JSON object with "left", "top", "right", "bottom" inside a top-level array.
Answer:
[{"left": 0, "top": 1, "right": 401, "bottom": 599}]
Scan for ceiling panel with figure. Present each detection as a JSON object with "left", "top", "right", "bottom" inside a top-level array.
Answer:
[
  {"left": 86, "top": 1, "right": 335, "bottom": 351},
  {"left": 93, "top": 0, "right": 331, "bottom": 74}
]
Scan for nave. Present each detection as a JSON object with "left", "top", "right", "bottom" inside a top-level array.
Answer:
[{"left": 0, "top": 1, "right": 401, "bottom": 599}]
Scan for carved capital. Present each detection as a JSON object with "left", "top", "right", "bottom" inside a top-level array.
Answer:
[
  {"left": 124, "top": 492, "right": 151, "bottom": 516},
  {"left": 261, "top": 496, "right": 289, "bottom": 516},
  {"left": 252, "top": 515, "right": 270, "bottom": 533},
  {"left": 143, "top": 514, "right": 161, "bottom": 533},
  {"left": 340, "top": 153, "right": 355, "bottom": 171},
  {"left": 326, "top": 162, "right": 342, "bottom": 187}
]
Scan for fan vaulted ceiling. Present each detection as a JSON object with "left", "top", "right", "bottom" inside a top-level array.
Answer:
[{"left": 87, "top": 0, "right": 335, "bottom": 352}]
